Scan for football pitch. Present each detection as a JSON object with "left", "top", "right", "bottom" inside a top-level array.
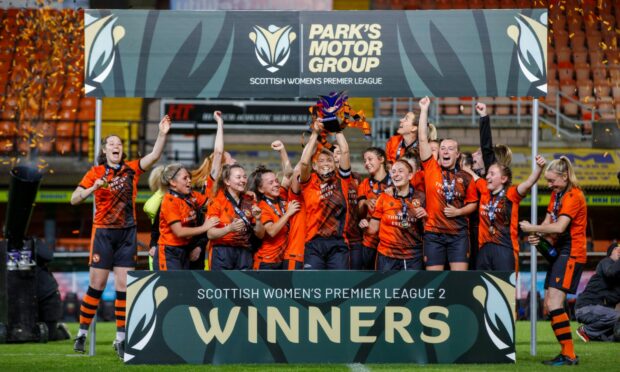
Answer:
[{"left": 0, "top": 321, "right": 618, "bottom": 371}]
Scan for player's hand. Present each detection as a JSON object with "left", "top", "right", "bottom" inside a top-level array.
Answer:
[
  {"left": 159, "top": 115, "right": 171, "bottom": 135},
  {"left": 214, "top": 110, "right": 223, "bottom": 125},
  {"left": 251, "top": 205, "right": 262, "bottom": 219},
  {"left": 312, "top": 119, "right": 324, "bottom": 133},
  {"left": 204, "top": 216, "right": 220, "bottom": 230},
  {"left": 519, "top": 220, "right": 535, "bottom": 233},
  {"left": 367, "top": 198, "right": 377, "bottom": 212},
  {"left": 245, "top": 191, "right": 257, "bottom": 202},
  {"left": 527, "top": 233, "right": 540, "bottom": 245},
  {"left": 443, "top": 204, "right": 460, "bottom": 218},
  {"left": 229, "top": 218, "right": 246, "bottom": 232},
  {"left": 94, "top": 178, "right": 106, "bottom": 190},
  {"left": 418, "top": 96, "right": 431, "bottom": 111},
  {"left": 535, "top": 154, "right": 546, "bottom": 169},
  {"left": 414, "top": 207, "right": 427, "bottom": 219},
  {"left": 358, "top": 218, "right": 369, "bottom": 229},
  {"left": 285, "top": 200, "right": 300, "bottom": 217},
  {"left": 189, "top": 247, "right": 201, "bottom": 262},
  {"left": 148, "top": 246, "right": 156, "bottom": 257},
  {"left": 475, "top": 102, "right": 487, "bottom": 117},
  {"left": 271, "top": 140, "right": 285, "bottom": 152}
]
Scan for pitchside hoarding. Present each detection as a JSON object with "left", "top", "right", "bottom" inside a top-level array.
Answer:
[
  {"left": 125, "top": 271, "right": 516, "bottom": 364},
  {"left": 85, "top": 9, "right": 547, "bottom": 98}
]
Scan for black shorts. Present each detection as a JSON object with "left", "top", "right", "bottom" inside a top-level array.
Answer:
[
  {"left": 90, "top": 226, "right": 137, "bottom": 270},
  {"left": 211, "top": 245, "right": 253, "bottom": 270},
  {"left": 282, "top": 259, "right": 304, "bottom": 270},
  {"left": 376, "top": 250, "right": 423, "bottom": 271},
  {"left": 153, "top": 245, "right": 191, "bottom": 271},
  {"left": 253, "top": 261, "right": 283, "bottom": 270},
  {"left": 544, "top": 255, "right": 584, "bottom": 294},
  {"left": 423, "top": 231, "right": 469, "bottom": 266},
  {"left": 476, "top": 243, "right": 516, "bottom": 271},
  {"left": 303, "top": 237, "right": 349, "bottom": 270}
]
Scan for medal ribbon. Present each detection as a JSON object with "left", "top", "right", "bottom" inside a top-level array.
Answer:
[
  {"left": 225, "top": 191, "right": 252, "bottom": 228},
  {"left": 487, "top": 188, "right": 506, "bottom": 231}
]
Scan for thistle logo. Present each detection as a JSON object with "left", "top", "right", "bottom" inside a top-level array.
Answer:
[
  {"left": 507, "top": 12, "right": 548, "bottom": 94},
  {"left": 84, "top": 13, "right": 125, "bottom": 94},
  {"left": 249, "top": 25, "right": 297, "bottom": 73}
]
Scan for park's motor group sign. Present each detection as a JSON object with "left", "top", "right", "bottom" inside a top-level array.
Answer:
[
  {"left": 124, "top": 271, "right": 516, "bottom": 364},
  {"left": 85, "top": 9, "right": 547, "bottom": 98}
]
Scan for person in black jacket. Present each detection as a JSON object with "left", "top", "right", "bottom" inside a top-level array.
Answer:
[{"left": 574, "top": 242, "right": 620, "bottom": 342}]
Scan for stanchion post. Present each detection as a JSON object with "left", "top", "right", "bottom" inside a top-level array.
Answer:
[{"left": 530, "top": 98, "right": 539, "bottom": 356}]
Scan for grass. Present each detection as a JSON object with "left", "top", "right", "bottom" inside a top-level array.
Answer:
[{"left": 0, "top": 321, "right": 618, "bottom": 371}]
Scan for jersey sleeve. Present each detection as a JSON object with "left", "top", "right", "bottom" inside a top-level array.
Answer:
[
  {"left": 78, "top": 167, "right": 99, "bottom": 189},
  {"left": 194, "top": 191, "right": 208, "bottom": 208},
  {"left": 412, "top": 171, "right": 425, "bottom": 192},
  {"left": 161, "top": 197, "right": 183, "bottom": 225},
  {"left": 206, "top": 199, "right": 222, "bottom": 222},
  {"left": 559, "top": 190, "right": 583, "bottom": 220},
  {"left": 357, "top": 179, "right": 369, "bottom": 201},
  {"left": 464, "top": 176, "right": 479, "bottom": 204},
  {"left": 371, "top": 195, "right": 385, "bottom": 220},
  {"left": 507, "top": 185, "right": 524, "bottom": 204},
  {"left": 260, "top": 202, "right": 277, "bottom": 225},
  {"left": 126, "top": 159, "right": 145, "bottom": 176}
]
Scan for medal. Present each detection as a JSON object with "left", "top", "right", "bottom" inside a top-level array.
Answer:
[
  {"left": 489, "top": 226, "right": 495, "bottom": 235},
  {"left": 401, "top": 220, "right": 409, "bottom": 228}
]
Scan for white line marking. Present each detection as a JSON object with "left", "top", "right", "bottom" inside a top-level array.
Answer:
[{"left": 348, "top": 363, "right": 371, "bottom": 372}]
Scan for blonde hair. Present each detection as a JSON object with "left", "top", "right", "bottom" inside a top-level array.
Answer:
[
  {"left": 191, "top": 154, "right": 214, "bottom": 189},
  {"left": 493, "top": 144, "right": 513, "bottom": 168},
  {"left": 428, "top": 123, "right": 438, "bottom": 141},
  {"left": 546, "top": 156, "right": 579, "bottom": 190},
  {"left": 148, "top": 165, "right": 166, "bottom": 192},
  {"left": 160, "top": 163, "right": 187, "bottom": 187}
]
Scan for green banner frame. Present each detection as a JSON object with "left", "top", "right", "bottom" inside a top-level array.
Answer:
[
  {"left": 85, "top": 9, "right": 547, "bottom": 98},
  {"left": 125, "top": 271, "right": 516, "bottom": 364}
]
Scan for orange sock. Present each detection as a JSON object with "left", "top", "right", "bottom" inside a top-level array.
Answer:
[
  {"left": 550, "top": 308, "right": 576, "bottom": 359},
  {"left": 79, "top": 286, "right": 103, "bottom": 331}
]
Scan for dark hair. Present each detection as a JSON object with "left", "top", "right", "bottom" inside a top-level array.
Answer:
[
  {"left": 402, "top": 148, "right": 421, "bottom": 171},
  {"left": 460, "top": 152, "right": 474, "bottom": 168},
  {"left": 489, "top": 162, "right": 513, "bottom": 186},
  {"left": 363, "top": 147, "right": 389, "bottom": 173},
  {"left": 215, "top": 163, "right": 245, "bottom": 195},
  {"left": 96, "top": 135, "right": 126, "bottom": 165},
  {"left": 248, "top": 165, "right": 274, "bottom": 201}
]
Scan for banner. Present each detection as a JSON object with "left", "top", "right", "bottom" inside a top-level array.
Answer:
[
  {"left": 125, "top": 271, "right": 516, "bottom": 364},
  {"left": 85, "top": 9, "right": 547, "bottom": 98},
  {"left": 162, "top": 99, "right": 312, "bottom": 125}
]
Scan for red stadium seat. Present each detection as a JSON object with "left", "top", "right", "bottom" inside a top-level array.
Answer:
[
  {"left": 574, "top": 63, "right": 590, "bottom": 81},
  {"left": 494, "top": 97, "right": 511, "bottom": 115},
  {"left": 555, "top": 47, "right": 571, "bottom": 63},
  {"left": 557, "top": 62, "right": 574, "bottom": 81},
  {"left": 597, "top": 97, "right": 615, "bottom": 120},
  {"left": 572, "top": 50, "right": 588, "bottom": 64},
  {"left": 577, "top": 79, "right": 593, "bottom": 100}
]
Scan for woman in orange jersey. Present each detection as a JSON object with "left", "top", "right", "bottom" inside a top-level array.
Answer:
[
  {"left": 300, "top": 120, "right": 352, "bottom": 270},
  {"left": 357, "top": 147, "right": 391, "bottom": 269},
  {"left": 367, "top": 160, "right": 427, "bottom": 270},
  {"left": 189, "top": 111, "right": 236, "bottom": 270},
  {"left": 70, "top": 115, "right": 170, "bottom": 358},
  {"left": 155, "top": 164, "right": 220, "bottom": 271},
  {"left": 418, "top": 97, "right": 478, "bottom": 271},
  {"left": 249, "top": 164, "right": 300, "bottom": 270},
  {"left": 519, "top": 157, "right": 587, "bottom": 366},
  {"left": 207, "top": 164, "right": 265, "bottom": 270},
  {"left": 385, "top": 111, "right": 418, "bottom": 163},
  {"left": 463, "top": 155, "right": 546, "bottom": 271}
]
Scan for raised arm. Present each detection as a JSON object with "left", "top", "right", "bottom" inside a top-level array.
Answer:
[
  {"left": 517, "top": 155, "right": 546, "bottom": 196},
  {"left": 272, "top": 140, "right": 293, "bottom": 188},
  {"left": 140, "top": 115, "right": 171, "bottom": 171},
  {"left": 476, "top": 102, "right": 495, "bottom": 172},
  {"left": 334, "top": 132, "right": 350, "bottom": 171},
  {"left": 300, "top": 121, "right": 321, "bottom": 183},
  {"left": 210, "top": 111, "right": 225, "bottom": 179},
  {"left": 417, "top": 96, "right": 431, "bottom": 161}
]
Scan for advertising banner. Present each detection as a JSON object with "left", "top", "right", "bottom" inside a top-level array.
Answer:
[
  {"left": 125, "top": 271, "right": 516, "bottom": 364},
  {"left": 85, "top": 9, "right": 547, "bottom": 98}
]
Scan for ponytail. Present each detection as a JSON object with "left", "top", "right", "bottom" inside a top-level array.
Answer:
[{"left": 546, "top": 156, "right": 579, "bottom": 190}]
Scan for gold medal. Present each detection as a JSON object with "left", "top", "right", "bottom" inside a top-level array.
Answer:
[{"left": 401, "top": 220, "right": 409, "bottom": 228}]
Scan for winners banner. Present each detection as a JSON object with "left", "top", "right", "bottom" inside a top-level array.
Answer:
[
  {"left": 85, "top": 9, "right": 547, "bottom": 98},
  {"left": 125, "top": 271, "right": 516, "bottom": 364}
]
